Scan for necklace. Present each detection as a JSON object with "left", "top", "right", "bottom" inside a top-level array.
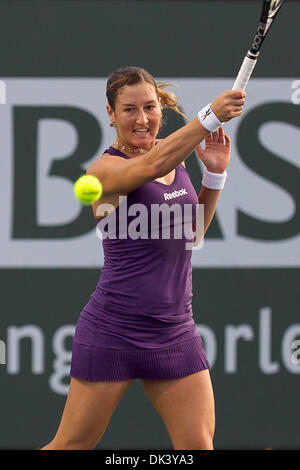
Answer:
[{"left": 114, "top": 142, "right": 146, "bottom": 154}]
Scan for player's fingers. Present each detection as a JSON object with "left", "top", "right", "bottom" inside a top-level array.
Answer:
[
  {"left": 230, "top": 90, "right": 246, "bottom": 99},
  {"left": 224, "top": 134, "right": 231, "bottom": 148},
  {"left": 230, "top": 109, "right": 243, "bottom": 118},
  {"left": 205, "top": 133, "right": 212, "bottom": 145},
  {"left": 211, "top": 130, "right": 219, "bottom": 142},
  {"left": 230, "top": 105, "right": 243, "bottom": 114},
  {"left": 218, "top": 126, "right": 225, "bottom": 143},
  {"left": 232, "top": 98, "right": 245, "bottom": 106}
]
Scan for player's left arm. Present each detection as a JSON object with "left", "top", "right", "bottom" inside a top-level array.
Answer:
[
  {"left": 194, "top": 186, "right": 222, "bottom": 238},
  {"left": 192, "top": 126, "right": 231, "bottom": 240}
]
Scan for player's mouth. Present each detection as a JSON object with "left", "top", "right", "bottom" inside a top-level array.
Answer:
[{"left": 133, "top": 128, "right": 150, "bottom": 135}]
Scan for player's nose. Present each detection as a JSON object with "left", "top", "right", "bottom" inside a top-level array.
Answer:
[{"left": 136, "top": 110, "right": 149, "bottom": 125}]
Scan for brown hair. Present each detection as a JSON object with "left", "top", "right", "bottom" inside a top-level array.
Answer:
[{"left": 106, "top": 66, "right": 186, "bottom": 119}]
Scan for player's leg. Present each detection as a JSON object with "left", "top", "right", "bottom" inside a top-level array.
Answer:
[
  {"left": 40, "top": 377, "right": 133, "bottom": 450},
  {"left": 141, "top": 370, "right": 215, "bottom": 450}
]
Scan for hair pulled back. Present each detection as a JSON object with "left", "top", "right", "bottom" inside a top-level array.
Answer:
[{"left": 106, "top": 66, "right": 185, "bottom": 119}]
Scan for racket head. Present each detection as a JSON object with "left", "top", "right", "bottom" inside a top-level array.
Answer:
[{"left": 249, "top": 0, "right": 285, "bottom": 57}]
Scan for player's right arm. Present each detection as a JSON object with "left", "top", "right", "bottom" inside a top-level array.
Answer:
[
  {"left": 87, "top": 90, "right": 245, "bottom": 197},
  {"left": 86, "top": 152, "right": 155, "bottom": 197}
]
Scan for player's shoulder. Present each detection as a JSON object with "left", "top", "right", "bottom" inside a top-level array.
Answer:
[
  {"left": 89, "top": 152, "right": 127, "bottom": 168},
  {"left": 86, "top": 152, "right": 128, "bottom": 182},
  {"left": 99, "top": 152, "right": 126, "bottom": 162}
]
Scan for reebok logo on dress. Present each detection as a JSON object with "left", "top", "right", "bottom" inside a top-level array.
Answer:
[{"left": 163, "top": 188, "right": 188, "bottom": 201}]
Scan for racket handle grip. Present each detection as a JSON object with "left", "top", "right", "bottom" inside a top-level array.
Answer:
[{"left": 232, "top": 55, "right": 257, "bottom": 91}]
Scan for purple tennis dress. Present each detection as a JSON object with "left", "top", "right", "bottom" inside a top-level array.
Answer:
[{"left": 70, "top": 146, "right": 210, "bottom": 381}]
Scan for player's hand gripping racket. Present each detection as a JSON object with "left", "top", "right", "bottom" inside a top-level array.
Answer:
[{"left": 232, "top": 0, "right": 284, "bottom": 91}]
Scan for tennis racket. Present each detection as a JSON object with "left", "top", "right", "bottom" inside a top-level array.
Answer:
[{"left": 232, "top": 0, "right": 285, "bottom": 91}]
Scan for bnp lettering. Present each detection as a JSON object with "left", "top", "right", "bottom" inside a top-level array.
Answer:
[
  {"left": 0, "top": 339, "right": 6, "bottom": 365},
  {"left": 0, "top": 80, "right": 6, "bottom": 104}
]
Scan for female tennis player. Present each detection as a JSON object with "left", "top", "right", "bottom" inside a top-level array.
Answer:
[{"left": 41, "top": 67, "right": 245, "bottom": 450}]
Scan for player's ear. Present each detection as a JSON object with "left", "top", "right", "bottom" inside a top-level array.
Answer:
[{"left": 106, "top": 104, "right": 115, "bottom": 124}]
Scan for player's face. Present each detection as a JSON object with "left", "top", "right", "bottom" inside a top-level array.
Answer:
[{"left": 108, "top": 81, "right": 162, "bottom": 151}]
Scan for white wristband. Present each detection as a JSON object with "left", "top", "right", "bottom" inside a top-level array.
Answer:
[
  {"left": 197, "top": 104, "right": 222, "bottom": 132},
  {"left": 202, "top": 169, "right": 227, "bottom": 190}
]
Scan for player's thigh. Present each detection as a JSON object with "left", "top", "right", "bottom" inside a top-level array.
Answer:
[
  {"left": 45, "top": 377, "right": 133, "bottom": 449},
  {"left": 141, "top": 370, "right": 215, "bottom": 450}
]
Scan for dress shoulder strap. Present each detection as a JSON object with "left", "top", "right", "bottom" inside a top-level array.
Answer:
[{"left": 103, "top": 146, "right": 130, "bottom": 159}]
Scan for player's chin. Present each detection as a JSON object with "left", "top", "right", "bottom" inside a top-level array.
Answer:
[{"left": 131, "top": 131, "right": 155, "bottom": 146}]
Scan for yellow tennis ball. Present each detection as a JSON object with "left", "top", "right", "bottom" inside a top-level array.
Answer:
[{"left": 74, "top": 174, "right": 103, "bottom": 205}]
